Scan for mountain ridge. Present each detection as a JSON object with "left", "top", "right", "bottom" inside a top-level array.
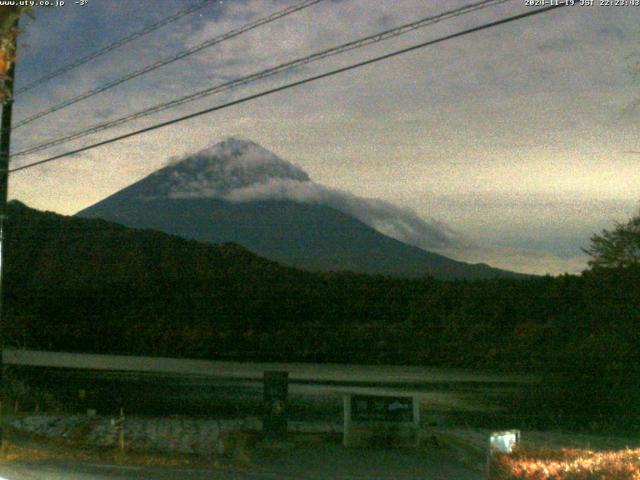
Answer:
[{"left": 77, "top": 138, "right": 524, "bottom": 280}]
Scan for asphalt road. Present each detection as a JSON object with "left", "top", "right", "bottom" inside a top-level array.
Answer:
[
  {"left": 0, "top": 446, "right": 482, "bottom": 479},
  {"left": 3, "top": 348, "right": 534, "bottom": 384}
]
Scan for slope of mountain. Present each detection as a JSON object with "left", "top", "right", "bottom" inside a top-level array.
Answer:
[{"left": 77, "top": 138, "right": 520, "bottom": 280}]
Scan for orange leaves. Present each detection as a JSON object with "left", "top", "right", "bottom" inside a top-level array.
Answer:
[
  {"left": 0, "top": 26, "right": 18, "bottom": 77},
  {"left": 0, "top": 25, "right": 17, "bottom": 103},
  {"left": 491, "top": 446, "right": 640, "bottom": 480},
  {"left": 0, "top": 6, "right": 31, "bottom": 102}
]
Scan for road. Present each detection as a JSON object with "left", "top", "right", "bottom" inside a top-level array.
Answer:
[
  {"left": 3, "top": 348, "right": 535, "bottom": 384},
  {"left": 0, "top": 445, "right": 482, "bottom": 479}
]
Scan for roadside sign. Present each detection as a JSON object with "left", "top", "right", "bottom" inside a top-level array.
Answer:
[{"left": 344, "top": 393, "right": 420, "bottom": 447}]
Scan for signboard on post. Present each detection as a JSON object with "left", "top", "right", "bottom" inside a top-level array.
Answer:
[
  {"left": 343, "top": 394, "right": 420, "bottom": 447},
  {"left": 263, "top": 371, "right": 288, "bottom": 443}
]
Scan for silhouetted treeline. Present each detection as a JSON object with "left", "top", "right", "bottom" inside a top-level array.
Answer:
[{"left": 4, "top": 201, "right": 640, "bottom": 424}]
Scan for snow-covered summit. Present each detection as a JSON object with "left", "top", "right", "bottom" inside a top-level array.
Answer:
[{"left": 147, "top": 138, "right": 310, "bottom": 198}]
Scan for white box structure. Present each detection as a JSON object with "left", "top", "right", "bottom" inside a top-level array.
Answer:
[{"left": 489, "top": 430, "right": 520, "bottom": 454}]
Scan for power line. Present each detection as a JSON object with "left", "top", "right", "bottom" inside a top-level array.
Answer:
[
  {"left": 12, "top": 0, "right": 511, "bottom": 159},
  {"left": 14, "top": 0, "right": 214, "bottom": 96},
  {"left": 12, "top": 0, "right": 325, "bottom": 129},
  {"left": 9, "top": 2, "right": 569, "bottom": 174}
]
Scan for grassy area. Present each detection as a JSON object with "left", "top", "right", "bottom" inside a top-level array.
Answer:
[
  {"left": 0, "top": 423, "right": 343, "bottom": 471},
  {"left": 490, "top": 446, "right": 640, "bottom": 480},
  {"left": 0, "top": 427, "right": 242, "bottom": 468},
  {"left": 430, "top": 427, "right": 640, "bottom": 475}
]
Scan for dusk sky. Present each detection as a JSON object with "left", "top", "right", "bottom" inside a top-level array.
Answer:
[{"left": 8, "top": 0, "right": 640, "bottom": 275}]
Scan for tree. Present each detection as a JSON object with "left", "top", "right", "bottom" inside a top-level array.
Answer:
[
  {"left": 0, "top": 6, "right": 32, "bottom": 101},
  {"left": 583, "top": 209, "right": 640, "bottom": 269}
]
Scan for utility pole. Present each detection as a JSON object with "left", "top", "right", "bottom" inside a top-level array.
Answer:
[{"left": 0, "top": 19, "right": 18, "bottom": 448}]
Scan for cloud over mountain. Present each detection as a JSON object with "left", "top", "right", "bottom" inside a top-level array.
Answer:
[{"left": 155, "top": 138, "right": 462, "bottom": 252}]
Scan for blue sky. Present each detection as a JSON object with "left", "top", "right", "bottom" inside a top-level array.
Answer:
[{"left": 8, "top": 0, "right": 640, "bottom": 274}]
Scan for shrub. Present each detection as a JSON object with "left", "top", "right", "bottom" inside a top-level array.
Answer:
[{"left": 490, "top": 445, "right": 640, "bottom": 479}]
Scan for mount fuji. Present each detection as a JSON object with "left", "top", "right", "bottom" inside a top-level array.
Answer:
[{"left": 77, "top": 138, "right": 519, "bottom": 279}]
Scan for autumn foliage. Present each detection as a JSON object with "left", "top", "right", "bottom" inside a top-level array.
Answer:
[
  {"left": 490, "top": 446, "right": 640, "bottom": 480},
  {"left": 0, "top": 27, "right": 17, "bottom": 75},
  {"left": 0, "top": 6, "right": 30, "bottom": 101}
]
